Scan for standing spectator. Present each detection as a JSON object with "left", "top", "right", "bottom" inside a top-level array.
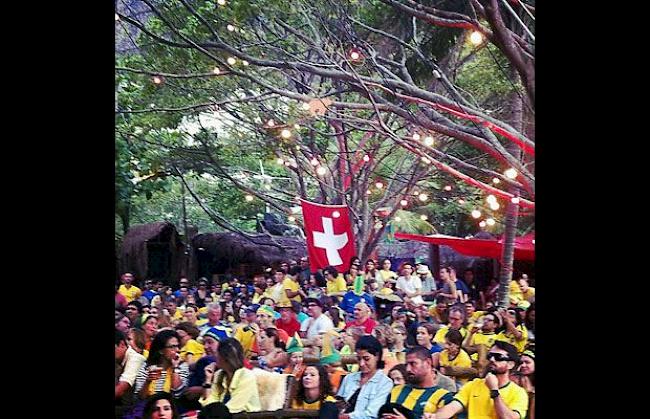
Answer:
[
  {"left": 436, "top": 267, "right": 458, "bottom": 305},
  {"left": 462, "top": 269, "right": 481, "bottom": 304},
  {"left": 116, "top": 284, "right": 128, "bottom": 309},
  {"left": 119, "top": 272, "right": 142, "bottom": 303},
  {"left": 283, "top": 266, "right": 307, "bottom": 304},
  {"left": 174, "top": 278, "right": 193, "bottom": 298},
  {"left": 417, "top": 265, "right": 437, "bottom": 302},
  {"left": 300, "top": 298, "right": 335, "bottom": 340},
  {"left": 364, "top": 259, "right": 384, "bottom": 288},
  {"left": 298, "top": 257, "right": 312, "bottom": 284}
]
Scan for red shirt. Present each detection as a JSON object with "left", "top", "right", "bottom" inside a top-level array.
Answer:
[
  {"left": 346, "top": 317, "right": 377, "bottom": 334},
  {"left": 275, "top": 317, "right": 301, "bottom": 338},
  {"left": 115, "top": 292, "right": 127, "bottom": 309}
]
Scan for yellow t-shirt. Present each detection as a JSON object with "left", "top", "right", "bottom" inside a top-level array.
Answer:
[
  {"left": 282, "top": 277, "right": 302, "bottom": 303},
  {"left": 195, "top": 318, "right": 209, "bottom": 328},
  {"left": 234, "top": 325, "right": 257, "bottom": 358},
  {"left": 509, "top": 281, "right": 523, "bottom": 303},
  {"left": 440, "top": 349, "right": 473, "bottom": 386},
  {"left": 469, "top": 332, "right": 497, "bottom": 362},
  {"left": 389, "top": 384, "right": 454, "bottom": 417},
  {"left": 522, "top": 287, "right": 535, "bottom": 302},
  {"left": 434, "top": 326, "right": 469, "bottom": 344},
  {"left": 468, "top": 311, "right": 486, "bottom": 326},
  {"left": 495, "top": 325, "right": 528, "bottom": 354},
  {"left": 380, "top": 269, "right": 398, "bottom": 281},
  {"left": 326, "top": 276, "right": 348, "bottom": 295},
  {"left": 453, "top": 378, "right": 528, "bottom": 419},
  {"left": 180, "top": 339, "right": 205, "bottom": 362},
  {"left": 172, "top": 308, "right": 184, "bottom": 321},
  {"left": 291, "top": 395, "right": 337, "bottom": 410},
  {"left": 118, "top": 285, "right": 142, "bottom": 303}
]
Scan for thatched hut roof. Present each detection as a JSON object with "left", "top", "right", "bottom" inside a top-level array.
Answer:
[
  {"left": 120, "top": 222, "right": 186, "bottom": 282},
  {"left": 192, "top": 232, "right": 307, "bottom": 276}
]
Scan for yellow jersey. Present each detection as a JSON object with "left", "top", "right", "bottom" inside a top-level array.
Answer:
[
  {"left": 118, "top": 285, "right": 142, "bottom": 303},
  {"left": 453, "top": 378, "right": 528, "bottom": 419},
  {"left": 282, "top": 277, "right": 302, "bottom": 303},
  {"left": 234, "top": 325, "right": 257, "bottom": 358},
  {"left": 291, "top": 395, "right": 337, "bottom": 410},
  {"left": 495, "top": 325, "right": 528, "bottom": 354},
  {"left": 326, "top": 276, "right": 347, "bottom": 295},
  {"left": 439, "top": 349, "right": 473, "bottom": 386},
  {"left": 389, "top": 384, "right": 454, "bottom": 417},
  {"left": 180, "top": 339, "right": 205, "bottom": 362},
  {"left": 434, "top": 326, "right": 469, "bottom": 345},
  {"left": 469, "top": 332, "right": 497, "bottom": 362}
]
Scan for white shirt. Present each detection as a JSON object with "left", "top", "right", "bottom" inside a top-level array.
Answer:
[
  {"left": 119, "top": 346, "right": 147, "bottom": 386},
  {"left": 300, "top": 313, "right": 334, "bottom": 338},
  {"left": 396, "top": 275, "right": 424, "bottom": 305}
]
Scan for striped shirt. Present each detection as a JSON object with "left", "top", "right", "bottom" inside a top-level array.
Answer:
[
  {"left": 389, "top": 384, "right": 455, "bottom": 418},
  {"left": 134, "top": 363, "right": 189, "bottom": 397}
]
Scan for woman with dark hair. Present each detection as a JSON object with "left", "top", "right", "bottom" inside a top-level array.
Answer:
[
  {"left": 200, "top": 338, "right": 261, "bottom": 414},
  {"left": 142, "top": 392, "right": 180, "bottom": 419},
  {"left": 387, "top": 364, "right": 408, "bottom": 386},
  {"left": 193, "top": 278, "right": 210, "bottom": 308},
  {"left": 116, "top": 312, "right": 131, "bottom": 333},
  {"left": 524, "top": 303, "right": 535, "bottom": 345},
  {"left": 416, "top": 323, "right": 442, "bottom": 354},
  {"left": 432, "top": 329, "right": 475, "bottom": 390},
  {"left": 257, "top": 327, "right": 288, "bottom": 372},
  {"left": 291, "top": 364, "right": 338, "bottom": 418},
  {"left": 134, "top": 329, "right": 190, "bottom": 400},
  {"left": 138, "top": 314, "right": 159, "bottom": 352},
  {"left": 336, "top": 335, "right": 394, "bottom": 419},
  {"left": 511, "top": 350, "right": 535, "bottom": 419},
  {"left": 328, "top": 306, "right": 346, "bottom": 329}
]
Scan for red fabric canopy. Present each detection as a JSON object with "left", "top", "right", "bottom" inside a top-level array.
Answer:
[{"left": 394, "top": 232, "right": 535, "bottom": 261}]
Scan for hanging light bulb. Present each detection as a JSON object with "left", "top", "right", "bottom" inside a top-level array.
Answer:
[
  {"left": 115, "top": 13, "right": 120, "bottom": 21},
  {"left": 227, "top": 24, "right": 236, "bottom": 32},
  {"left": 532, "top": 239, "right": 535, "bottom": 244},
  {"left": 227, "top": 57, "right": 237, "bottom": 65},
  {"left": 288, "top": 216, "right": 296, "bottom": 222},
  {"left": 366, "top": 190, "right": 372, "bottom": 195},
  {"left": 276, "top": 157, "right": 284, "bottom": 165},
  {"left": 413, "top": 191, "right": 420, "bottom": 196},
  {"left": 469, "top": 31, "right": 484, "bottom": 46},
  {"left": 424, "top": 136, "right": 434, "bottom": 146},
  {"left": 363, "top": 155, "right": 370, "bottom": 162},
  {"left": 504, "top": 168, "right": 518, "bottom": 179},
  {"left": 267, "top": 119, "right": 275, "bottom": 127},
  {"left": 280, "top": 129, "right": 292, "bottom": 139},
  {"left": 420, "top": 215, "right": 428, "bottom": 221},
  {"left": 152, "top": 76, "right": 163, "bottom": 85},
  {"left": 479, "top": 220, "right": 487, "bottom": 228},
  {"left": 310, "top": 158, "right": 319, "bottom": 166},
  {"left": 471, "top": 210, "right": 481, "bottom": 219},
  {"left": 458, "top": 199, "right": 465, "bottom": 204},
  {"left": 375, "top": 181, "right": 384, "bottom": 189},
  {"left": 332, "top": 211, "right": 341, "bottom": 218},
  {"left": 217, "top": 0, "right": 226, "bottom": 5},
  {"left": 242, "top": 60, "right": 249, "bottom": 66},
  {"left": 245, "top": 194, "right": 254, "bottom": 202},
  {"left": 444, "top": 185, "right": 452, "bottom": 191},
  {"left": 412, "top": 133, "right": 421, "bottom": 141},
  {"left": 350, "top": 49, "right": 361, "bottom": 60},
  {"left": 486, "top": 195, "right": 497, "bottom": 204},
  {"left": 395, "top": 216, "right": 402, "bottom": 222},
  {"left": 212, "top": 67, "right": 221, "bottom": 74},
  {"left": 400, "top": 199, "right": 408, "bottom": 207},
  {"left": 294, "top": 124, "right": 301, "bottom": 129},
  {"left": 418, "top": 193, "right": 428, "bottom": 202},
  {"left": 489, "top": 202, "right": 500, "bottom": 211},
  {"left": 316, "top": 166, "right": 327, "bottom": 176},
  {"left": 492, "top": 177, "right": 501, "bottom": 184},
  {"left": 486, "top": 218, "right": 496, "bottom": 226},
  {"left": 511, "top": 197, "right": 520, "bottom": 204}
]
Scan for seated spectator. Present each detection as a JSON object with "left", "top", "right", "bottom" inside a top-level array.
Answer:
[
  {"left": 416, "top": 323, "right": 443, "bottom": 355},
  {"left": 116, "top": 312, "right": 131, "bottom": 333},
  {"left": 320, "top": 331, "right": 347, "bottom": 393},
  {"left": 142, "top": 392, "right": 180, "bottom": 419},
  {"left": 371, "top": 323, "right": 399, "bottom": 374},
  {"left": 345, "top": 302, "right": 377, "bottom": 334},
  {"left": 175, "top": 322, "right": 205, "bottom": 366},
  {"left": 291, "top": 364, "right": 338, "bottom": 419},
  {"left": 432, "top": 329, "right": 476, "bottom": 390},
  {"left": 275, "top": 301, "right": 301, "bottom": 337},
  {"left": 433, "top": 305, "right": 468, "bottom": 345},
  {"left": 116, "top": 330, "right": 146, "bottom": 405},
  {"left": 257, "top": 327, "right": 288, "bottom": 372},
  {"left": 138, "top": 314, "right": 159, "bottom": 351},
  {"left": 388, "top": 364, "right": 408, "bottom": 386},
  {"left": 283, "top": 333, "right": 306, "bottom": 378},
  {"left": 495, "top": 307, "right": 528, "bottom": 354},
  {"left": 511, "top": 350, "right": 535, "bottom": 419}
]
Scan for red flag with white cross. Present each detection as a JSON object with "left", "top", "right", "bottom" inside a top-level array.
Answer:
[{"left": 300, "top": 199, "right": 356, "bottom": 272}]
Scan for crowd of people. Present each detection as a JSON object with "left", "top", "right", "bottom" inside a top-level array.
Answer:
[{"left": 115, "top": 256, "right": 536, "bottom": 419}]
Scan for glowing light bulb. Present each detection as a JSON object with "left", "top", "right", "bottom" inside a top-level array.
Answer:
[
  {"left": 115, "top": 13, "right": 120, "bottom": 21},
  {"left": 400, "top": 199, "right": 408, "bottom": 207},
  {"left": 366, "top": 190, "right": 372, "bottom": 195},
  {"left": 458, "top": 199, "right": 465, "bottom": 204},
  {"left": 242, "top": 60, "right": 249, "bottom": 66},
  {"left": 505, "top": 168, "right": 518, "bottom": 179},
  {"left": 276, "top": 158, "right": 284, "bottom": 165},
  {"left": 532, "top": 239, "right": 535, "bottom": 244},
  {"left": 310, "top": 158, "right": 319, "bottom": 166},
  {"left": 375, "top": 181, "right": 384, "bottom": 189},
  {"left": 227, "top": 24, "right": 235, "bottom": 32},
  {"left": 489, "top": 202, "right": 500, "bottom": 211},
  {"left": 395, "top": 216, "right": 401, "bottom": 222},
  {"left": 302, "top": 102, "right": 311, "bottom": 110},
  {"left": 420, "top": 215, "right": 428, "bottom": 221},
  {"left": 294, "top": 124, "right": 300, "bottom": 129},
  {"left": 212, "top": 67, "right": 221, "bottom": 74},
  {"left": 492, "top": 177, "right": 500, "bottom": 184},
  {"left": 479, "top": 220, "right": 487, "bottom": 228},
  {"left": 363, "top": 155, "right": 370, "bottom": 162},
  {"left": 424, "top": 136, "right": 434, "bottom": 146},
  {"left": 413, "top": 191, "right": 420, "bottom": 196},
  {"left": 418, "top": 193, "right": 428, "bottom": 202},
  {"left": 152, "top": 76, "right": 163, "bottom": 85},
  {"left": 486, "top": 195, "right": 497, "bottom": 204},
  {"left": 511, "top": 197, "right": 520, "bottom": 204},
  {"left": 280, "top": 129, "right": 292, "bottom": 139},
  {"left": 316, "top": 166, "right": 327, "bottom": 176},
  {"left": 264, "top": 184, "right": 271, "bottom": 190},
  {"left": 217, "top": 0, "right": 226, "bottom": 5},
  {"left": 471, "top": 210, "right": 481, "bottom": 219},
  {"left": 350, "top": 51, "right": 360, "bottom": 60},
  {"left": 412, "top": 133, "right": 421, "bottom": 141},
  {"left": 288, "top": 216, "right": 296, "bottom": 222},
  {"left": 486, "top": 218, "right": 496, "bottom": 226},
  {"left": 227, "top": 57, "right": 237, "bottom": 65},
  {"left": 470, "top": 31, "right": 484, "bottom": 46},
  {"left": 444, "top": 185, "right": 452, "bottom": 191},
  {"left": 332, "top": 211, "right": 341, "bottom": 218},
  {"left": 245, "top": 194, "right": 254, "bottom": 202},
  {"left": 421, "top": 157, "right": 431, "bottom": 164},
  {"left": 267, "top": 119, "right": 275, "bottom": 127}
]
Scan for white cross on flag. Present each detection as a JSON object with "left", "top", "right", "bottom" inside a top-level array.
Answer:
[{"left": 300, "top": 199, "right": 356, "bottom": 272}]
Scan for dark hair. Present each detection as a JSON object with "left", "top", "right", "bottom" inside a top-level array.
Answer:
[
  {"left": 406, "top": 345, "right": 434, "bottom": 362},
  {"left": 295, "top": 364, "right": 333, "bottom": 403},
  {"left": 147, "top": 329, "right": 181, "bottom": 367},
  {"left": 355, "top": 335, "right": 385, "bottom": 369},
  {"left": 291, "top": 300, "right": 302, "bottom": 314},
  {"left": 304, "top": 297, "right": 322, "bottom": 308},
  {"left": 215, "top": 338, "right": 246, "bottom": 394},
  {"left": 175, "top": 322, "right": 201, "bottom": 339},
  {"left": 185, "top": 303, "right": 199, "bottom": 313},
  {"left": 142, "top": 392, "right": 180, "bottom": 419},
  {"left": 263, "top": 327, "right": 286, "bottom": 350},
  {"left": 323, "top": 266, "right": 338, "bottom": 278},
  {"left": 444, "top": 329, "right": 463, "bottom": 347},
  {"left": 115, "top": 329, "right": 127, "bottom": 346},
  {"left": 328, "top": 307, "right": 343, "bottom": 326},
  {"left": 417, "top": 323, "right": 437, "bottom": 340},
  {"left": 130, "top": 328, "right": 147, "bottom": 352},
  {"left": 492, "top": 340, "right": 520, "bottom": 363},
  {"left": 388, "top": 364, "right": 408, "bottom": 381},
  {"left": 128, "top": 300, "right": 143, "bottom": 313},
  {"left": 289, "top": 265, "right": 302, "bottom": 276}
]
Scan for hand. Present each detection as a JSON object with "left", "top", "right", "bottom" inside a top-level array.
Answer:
[
  {"left": 520, "top": 375, "right": 534, "bottom": 393},
  {"left": 147, "top": 366, "right": 162, "bottom": 381},
  {"left": 423, "top": 414, "right": 437, "bottom": 419},
  {"left": 484, "top": 372, "right": 498, "bottom": 390},
  {"left": 172, "top": 354, "right": 182, "bottom": 369},
  {"left": 382, "top": 408, "right": 407, "bottom": 419},
  {"left": 204, "top": 362, "right": 217, "bottom": 383}
]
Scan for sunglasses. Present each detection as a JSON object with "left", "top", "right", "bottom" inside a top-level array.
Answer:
[{"left": 487, "top": 352, "right": 512, "bottom": 362}]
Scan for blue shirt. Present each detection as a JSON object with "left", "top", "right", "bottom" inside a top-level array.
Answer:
[
  {"left": 340, "top": 291, "right": 375, "bottom": 316},
  {"left": 142, "top": 290, "right": 157, "bottom": 301},
  {"left": 337, "top": 370, "right": 394, "bottom": 419}
]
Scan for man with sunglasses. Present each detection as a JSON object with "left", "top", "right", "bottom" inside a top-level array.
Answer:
[
  {"left": 299, "top": 297, "right": 334, "bottom": 341},
  {"left": 424, "top": 341, "right": 528, "bottom": 419},
  {"left": 463, "top": 312, "right": 500, "bottom": 362}
]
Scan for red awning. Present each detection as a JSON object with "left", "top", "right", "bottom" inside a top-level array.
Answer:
[{"left": 394, "top": 232, "right": 535, "bottom": 261}]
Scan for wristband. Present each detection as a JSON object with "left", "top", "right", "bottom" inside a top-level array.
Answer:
[
  {"left": 202, "top": 383, "right": 212, "bottom": 389},
  {"left": 490, "top": 389, "right": 500, "bottom": 399}
]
